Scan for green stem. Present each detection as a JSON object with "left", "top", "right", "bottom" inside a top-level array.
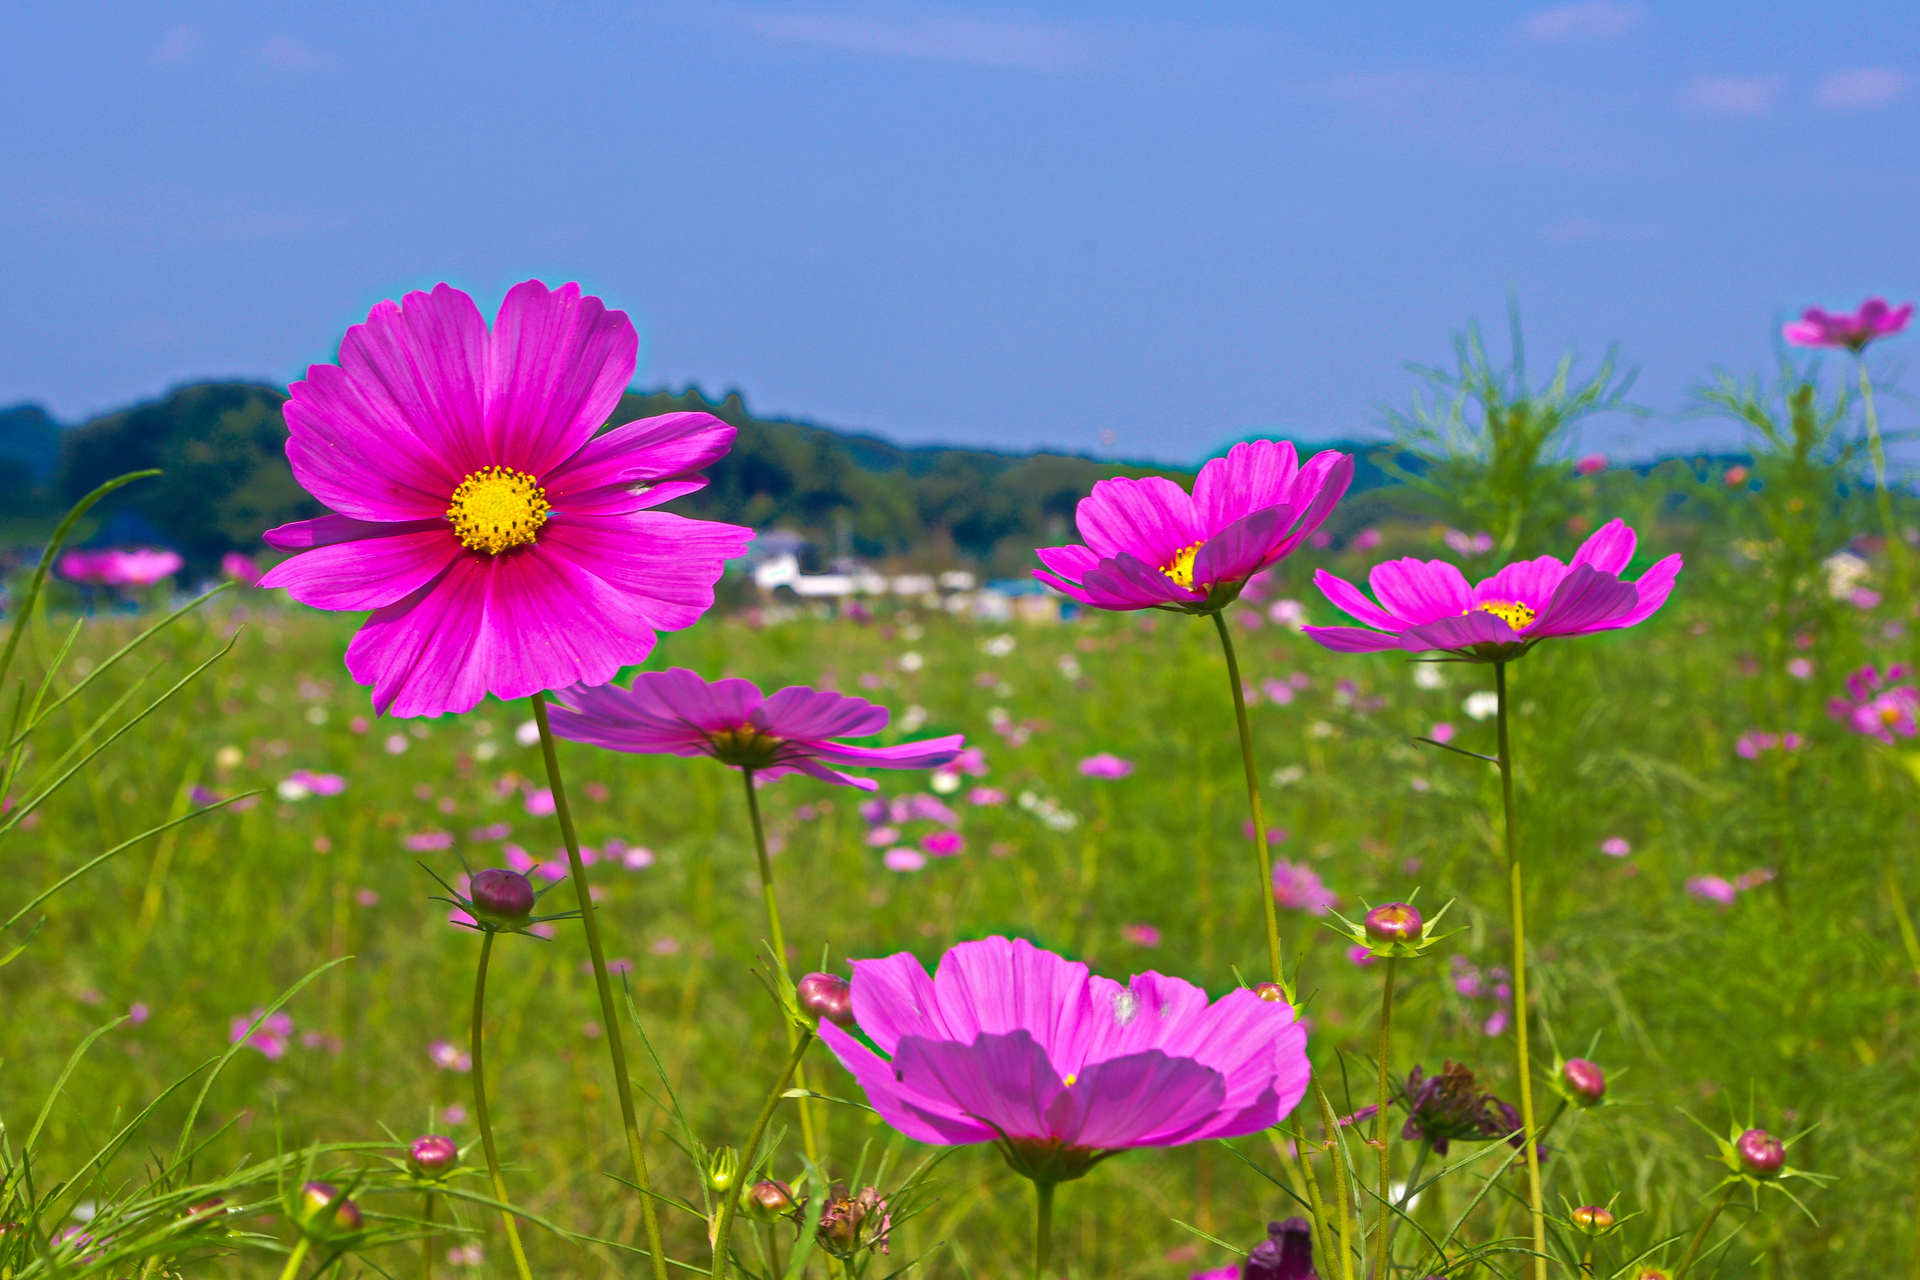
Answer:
[
  {"left": 1859, "top": 361, "right": 1912, "bottom": 615},
  {"left": 422, "top": 1191, "right": 435, "bottom": 1280},
  {"left": 710, "top": 1028, "right": 816, "bottom": 1280},
  {"left": 741, "top": 767, "right": 821, "bottom": 1165},
  {"left": 530, "top": 692, "right": 668, "bottom": 1280},
  {"left": 1277, "top": 1131, "right": 1332, "bottom": 1279},
  {"left": 1382, "top": 1140, "right": 1429, "bottom": 1271},
  {"left": 1315, "top": 1080, "right": 1359, "bottom": 1280},
  {"left": 276, "top": 1236, "right": 312, "bottom": 1280},
  {"left": 1212, "top": 610, "right": 1283, "bottom": 983},
  {"left": 1493, "top": 662, "right": 1546, "bottom": 1280},
  {"left": 1033, "top": 1180, "right": 1056, "bottom": 1280},
  {"left": 472, "top": 930, "right": 536, "bottom": 1280},
  {"left": 1368, "top": 957, "right": 1397, "bottom": 1280},
  {"left": 1675, "top": 1185, "right": 1736, "bottom": 1280},
  {"left": 1887, "top": 860, "right": 1920, "bottom": 981}
]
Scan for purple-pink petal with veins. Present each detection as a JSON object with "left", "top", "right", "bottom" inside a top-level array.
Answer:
[
  {"left": 1191, "top": 506, "right": 1287, "bottom": 588},
  {"left": 283, "top": 368, "right": 462, "bottom": 522},
  {"left": 756, "top": 685, "right": 889, "bottom": 741},
  {"left": 628, "top": 668, "right": 764, "bottom": 733},
  {"left": 1398, "top": 611, "right": 1519, "bottom": 653},
  {"left": 1368, "top": 559, "right": 1473, "bottom": 624},
  {"left": 1076, "top": 554, "right": 1201, "bottom": 611},
  {"left": 1472, "top": 556, "right": 1569, "bottom": 613},
  {"left": 1034, "top": 543, "right": 1102, "bottom": 583},
  {"left": 1569, "top": 518, "right": 1636, "bottom": 576},
  {"left": 333, "top": 284, "right": 491, "bottom": 476},
  {"left": 1032, "top": 568, "right": 1100, "bottom": 605},
  {"left": 484, "top": 281, "right": 637, "bottom": 476},
  {"left": 543, "top": 412, "right": 735, "bottom": 513},
  {"left": 1074, "top": 475, "right": 1201, "bottom": 567},
  {"left": 258, "top": 527, "right": 460, "bottom": 611},
  {"left": 932, "top": 938, "right": 1101, "bottom": 1061},
  {"left": 1268, "top": 452, "right": 1355, "bottom": 556},
  {"left": 891, "top": 1030, "right": 1069, "bottom": 1145},
  {"left": 816, "top": 1021, "right": 1000, "bottom": 1145},
  {"left": 347, "top": 557, "right": 491, "bottom": 718},
  {"left": 808, "top": 735, "right": 967, "bottom": 773},
  {"left": 1045, "top": 1051, "right": 1228, "bottom": 1148},
  {"left": 1313, "top": 569, "right": 1407, "bottom": 631},
  {"left": 846, "top": 950, "right": 947, "bottom": 1053},
  {"left": 1191, "top": 440, "right": 1302, "bottom": 532},
  {"left": 1302, "top": 625, "right": 1408, "bottom": 653},
  {"left": 1529, "top": 563, "right": 1640, "bottom": 638},
  {"left": 1610, "top": 552, "right": 1684, "bottom": 628},
  {"left": 538, "top": 510, "right": 750, "bottom": 634},
  {"left": 262, "top": 514, "right": 444, "bottom": 552}
]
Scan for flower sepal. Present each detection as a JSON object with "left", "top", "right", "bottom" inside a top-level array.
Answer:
[
  {"left": 1688, "top": 1112, "right": 1832, "bottom": 1212},
  {"left": 423, "top": 857, "right": 579, "bottom": 940},
  {"left": 1325, "top": 893, "right": 1458, "bottom": 960}
]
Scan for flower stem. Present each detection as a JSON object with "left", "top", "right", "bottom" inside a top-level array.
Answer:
[
  {"left": 1382, "top": 1139, "right": 1428, "bottom": 1270},
  {"left": 422, "top": 1192, "right": 435, "bottom": 1280},
  {"left": 530, "top": 692, "right": 667, "bottom": 1280},
  {"left": 1211, "top": 610, "right": 1282, "bottom": 983},
  {"left": 1032, "top": 1179, "right": 1056, "bottom": 1280},
  {"left": 471, "top": 930, "right": 536, "bottom": 1280},
  {"left": 1314, "top": 1080, "right": 1359, "bottom": 1280},
  {"left": 277, "top": 1236, "right": 311, "bottom": 1280},
  {"left": 1493, "top": 661, "right": 1546, "bottom": 1280},
  {"left": 740, "top": 767, "right": 822, "bottom": 1164},
  {"left": 1368, "top": 957, "right": 1397, "bottom": 1280},
  {"left": 1859, "top": 361, "right": 1912, "bottom": 618},
  {"left": 710, "top": 1028, "right": 816, "bottom": 1280},
  {"left": 1675, "top": 1184, "right": 1736, "bottom": 1280}
]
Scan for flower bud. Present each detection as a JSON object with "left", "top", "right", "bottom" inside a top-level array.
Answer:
[
  {"left": 1252, "top": 982, "right": 1289, "bottom": 1003},
  {"left": 796, "top": 973, "right": 856, "bottom": 1029},
  {"left": 409, "top": 1134, "right": 460, "bottom": 1177},
  {"left": 707, "top": 1146, "right": 740, "bottom": 1193},
  {"left": 1737, "top": 1128, "right": 1785, "bottom": 1178},
  {"left": 470, "top": 869, "right": 536, "bottom": 927},
  {"left": 300, "top": 1182, "right": 363, "bottom": 1232},
  {"left": 1636, "top": 1270, "right": 1671, "bottom": 1280},
  {"left": 184, "top": 1197, "right": 227, "bottom": 1222},
  {"left": 1559, "top": 1058, "right": 1606, "bottom": 1107},
  {"left": 1571, "top": 1205, "right": 1615, "bottom": 1235},
  {"left": 741, "top": 1179, "right": 797, "bottom": 1222},
  {"left": 1364, "top": 903, "right": 1423, "bottom": 944}
]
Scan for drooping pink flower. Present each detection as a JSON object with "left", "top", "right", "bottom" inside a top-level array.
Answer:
[
  {"left": 1033, "top": 440, "right": 1354, "bottom": 613},
  {"left": 1271, "top": 860, "right": 1336, "bottom": 914},
  {"left": 818, "top": 937, "right": 1309, "bottom": 1179},
  {"left": 1782, "top": 298, "right": 1912, "bottom": 353},
  {"left": 545, "top": 669, "right": 962, "bottom": 791},
  {"left": 1079, "top": 753, "right": 1135, "bottom": 779},
  {"left": 1306, "top": 519, "right": 1681, "bottom": 661},
  {"left": 221, "top": 551, "right": 263, "bottom": 586},
  {"left": 1829, "top": 664, "right": 1919, "bottom": 743},
  {"left": 258, "top": 281, "right": 752, "bottom": 718}
]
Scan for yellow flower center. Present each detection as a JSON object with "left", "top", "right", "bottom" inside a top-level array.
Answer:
[
  {"left": 1475, "top": 600, "right": 1537, "bottom": 630},
  {"left": 706, "top": 726, "right": 786, "bottom": 769},
  {"left": 447, "top": 467, "right": 550, "bottom": 555},
  {"left": 1883, "top": 704, "right": 1904, "bottom": 726},
  {"left": 1063, "top": 1073, "right": 1077, "bottom": 1086},
  {"left": 1162, "top": 543, "right": 1203, "bottom": 590}
]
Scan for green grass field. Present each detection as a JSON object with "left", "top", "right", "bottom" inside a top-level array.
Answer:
[{"left": 2, "top": 492, "right": 1915, "bottom": 1280}]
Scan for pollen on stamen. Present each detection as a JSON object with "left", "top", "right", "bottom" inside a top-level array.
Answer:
[
  {"left": 447, "top": 466, "right": 550, "bottom": 555},
  {"left": 1475, "top": 599, "right": 1537, "bottom": 630},
  {"left": 1161, "top": 543, "right": 1204, "bottom": 590}
]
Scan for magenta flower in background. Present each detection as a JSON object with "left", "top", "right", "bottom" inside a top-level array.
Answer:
[
  {"left": 1782, "top": 297, "right": 1912, "bottom": 352},
  {"left": 58, "top": 550, "right": 117, "bottom": 585},
  {"left": 1079, "top": 753, "right": 1135, "bottom": 779},
  {"left": 105, "top": 549, "right": 186, "bottom": 587},
  {"left": 1033, "top": 440, "right": 1354, "bottom": 613},
  {"left": 818, "top": 937, "right": 1310, "bottom": 1181},
  {"left": 967, "top": 786, "right": 1008, "bottom": 806},
  {"left": 1829, "top": 664, "right": 1919, "bottom": 743},
  {"left": 921, "top": 830, "right": 966, "bottom": 858},
  {"left": 1687, "top": 875, "right": 1738, "bottom": 906},
  {"left": 523, "top": 787, "right": 557, "bottom": 816},
  {"left": 545, "top": 668, "right": 962, "bottom": 790},
  {"left": 428, "top": 1039, "right": 473, "bottom": 1071},
  {"left": 1271, "top": 860, "right": 1336, "bottom": 914},
  {"left": 1444, "top": 530, "right": 1494, "bottom": 556},
  {"left": 883, "top": 848, "right": 927, "bottom": 872},
  {"left": 934, "top": 747, "right": 990, "bottom": 780},
  {"left": 258, "top": 281, "right": 752, "bottom": 717},
  {"left": 1243, "top": 821, "right": 1288, "bottom": 843},
  {"left": 1736, "top": 730, "right": 1804, "bottom": 759},
  {"left": 1430, "top": 722, "right": 1456, "bottom": 744},
  {"left": 1306, "top": 519, "right": 1682, "bottom": 661},
  {"left": 231, "top": 1009, "right": 293, "bottom": 1059},
  {"left": 221, "top": 551, "right": 262, "bottom": 586},
  {"left": 1353, "top": 528, "right": 1383, "bottom": 551},
  {"left": 1599, "top": 837, "right": 1631, "bottom": 857},
  {"left": 1120, "top": 923, "right": 1162, "bottom": 947},
  {"left": 1574, "top": 453, "right": 1608, "bottom": 476}
]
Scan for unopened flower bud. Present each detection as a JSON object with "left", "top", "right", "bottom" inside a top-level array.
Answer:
[
  {"left": 1364, "top": 903, "right": 1423, "bottom": 944},
  {"left": 1636, "top": 1270, "right": 1671, "bottom": 1280},
  {"left": 470, "top": 869, "right": 536, "bottom": 927},
  {"left": 300, "top": 1182, "right": 363, "bottom": 1232},
  {"left": 1737, "top": 1128, "right": 1785, "bottom": 1178},
  {"left": 742, "top": 1179, "right": 797, "bottom": 1221},
  {"left": 796, "top": 973, "right": 856, "bottom": 1029},
  {"left": 409, "top": 1134, "right": 460, "bottom": 1177},
  {"left": 1571, "top": 1205, "right": 1616, "bottom": 1235},
  {"left": 1252, "top": 982, "right": 1289, "bottom": 1003},
  {"left": 184, "top": 1197, "right": 226, "bottom": 1222},
  {"left": 707, "top": 1146, "right": 740, "bottom": 1193},
  {"left": 1560, "top": 1058, "right": 1606, "bottom": 1106}
]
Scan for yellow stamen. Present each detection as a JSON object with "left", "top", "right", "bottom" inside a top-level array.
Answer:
[
  {"left": 447, "top": 466, "right": 549, "bottom": 555},
  {"left": 1063, "top": 1073, "right": 1077, "bottom": 1087},
  {"left": 1883, "top": 705, "right": 1904, "bottom": 726},
  {"left": 1475, "top": 599, "right": 1537, "bottom": 630},
  {"left": 706, "top": 725, "right": 785, "bottom": 769},
  {"left": 1162, "top": 543, "right": 1204, "bottom": 590}
]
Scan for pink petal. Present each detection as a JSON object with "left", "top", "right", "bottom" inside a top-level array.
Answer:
[
  {"left": 1079, "top": 552, "right": 1205, "bottom": 609},
  {"left": 1074, "top": 476, "right": 1202, "bottom": 567},
  {"left": 1266, "top": 451, "right": 1355, "bottom": 557},
  {"left": 1368, "top": 559, "right": 1472, "bottom": 624},
  {"left": 1529, "top": 563, "right": 1640, "bottom": 637},
  {"left": 1190, "top": 440, "right": 1301, "bottom": 534},
  {"left": 1471, "top": 555, "right": 1569, "bottom": 613},
  {"left": 1049, "top": 1050, "right": 1227, "bottom": 1148},
  {"left": 1302, "top": 625, "right": 1406, "bottom": 653},
  {"left": 756, "top": 686, "right": 889, "bottom": 741},
  {"left": 1314, "top": 569, "right": 1406, "bottom": 630},
  {"left": 807, "top": 735, "right": 967, "bottom": 772},
  {"left": 1190, "top": 506, "right": 1286, "bottom": 587},
  {"left": 258, "top": 527, "right": 462, "bottom": 611},
  {"left": 543, "top": 412, "right": 737, "bottom": 513},
  {"left": 262, "top": 514, "right": 443, "bottom": 551},
  {"left": 1569, "top": 518, "right": 1636, "bottom": 576},
  {"left": 1612, "top": 552, "right": 1683, "bottom": 627},
  {"left": 817, "top": 1021, "right": 998, "bottom": 1145},
  {"left": 284, "top": 368, "right": 462, "bottom": 522},
  {"left": 933, "top": 937, "right": 1100, "bottom": 1067},
  {"left": 333, "top": 284, "right": 490, "bottom": 475},
  {"left": 847, "top": 950, "right": 945, "bottom": 1053},
  {"left": 347, "top": 556, "right": 495, "bottom": 717},
  {"left": 538, "top": 510, "right": 752, "bottom": 635},
  {"left": 891, "top": 1030, "right": 1068, "bottom": 1145},
  {"left": 1398, "top": 611, "right": 1518, "bottom": 652},
  {"left": 484, "top": 281, "right": 638, "bottom": 476},
  {"left": 1034, "top": 543, "right": 1102, "bottom": 582}
]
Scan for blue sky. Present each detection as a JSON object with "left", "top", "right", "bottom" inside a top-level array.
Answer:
[{"left": 3, "top": 1, "right": 1916, "bottom": 463}]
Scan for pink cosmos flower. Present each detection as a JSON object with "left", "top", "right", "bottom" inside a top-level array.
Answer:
[
  {"left": 1829, "top": 664, "right": 1919, "bottom": 743},
  {"left": 1736, "top": 731, "right": 1803, "bottom": 759},
  {"left": 58, "top": 550, "right": 117, "bottom": 585},
  {"left": 1121, "top": 923, "right": 1162, "bottom": 947},
  {"left": 1574, "top": 453, "right": 1608, "bottom": 476},
  {"left": 967, "top": 786, "right": 1008, "bottom": 806},
  {"left": 883, "top": 848, "right": 927, "bottom": 872},
  {"left": 108, "top": 548, "right": 185, "bottom": 587},
  {"left": 1306, "top": 519, "right": 1681, "bottom": 661},
  {"left": 1271, "top": 860, "right": 1336, "bottom": 914},
  {"left": 1687, "top": 875, "right": 1738, "bottom": 906},
  {"left": 818, "top": 937, "right": 1309, "bottom": 1181},
  {"left": 1353, "top": 528, "right": 1383, "bottom": 551},
  {"left": 231, "top": 1009, "right": 293, "bottom": 1059},
  {"left": 259, "top": 281, "right": 752, "bottom": 718},
  {"left": 1033, "top": 440, "right": 1354, "bottom": 613},
  {"left": 1079, "top": 753, "right": 1135, "bottom": 779},
  {"left": 221, "top": 551, "right": 263, "bottom": 586},
  {"left": 934, "top": 747, "right": 990, "bottom": 781},
  {"left": 546, "top": 669, "right": 963, "bottom": 790},
  {"left": 921, "top": 830, "right": 966, "bottom": 857},
  {"left": 1782, "top": 298, "right": 1912, "bottom": 353},
  {"left": 1599, "top": 837, "right": 1631, "bottom": 857}
]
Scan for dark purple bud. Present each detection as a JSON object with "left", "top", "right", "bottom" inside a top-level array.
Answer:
[
  {"left": 1571, "top": 1205, "right": 1615, "bottom": 1234},
  {"left": 1560, "top": 1058, "right": 1606, "bottom": 1106},
  {"left": 1364, "top": 902, "right": 1422, "bottom": 944},
  {"left": 1737, "top": 1128, "right": 1785, "bottom": 1178},
  {"left": 408, "top": 1134, "right": 460, "bottom": 1176},
  {"left": 1244, "top": 1217, "right": 1315, "bottom": 1280},
  {"left": 1252, "top": 982, "right": 1289, "bottom": 1003},
  {"left": 470, "top": 868, "right": 535, "bottom": 927},
  {"left": 797, "top": 973, "right": 856, "bottom": 1029},
  {"left": 300, "top": 1182, "right": 363, "bottom": 1232}
]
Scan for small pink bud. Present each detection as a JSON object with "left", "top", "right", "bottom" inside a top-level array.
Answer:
[
  {"left": 1737, "top": 1128, "right": 1785, "bottom": 1178},
  {"left": 743, "top": 1179, "right": 798, "bottom": 1221},
  {"left": 1560, "top": 1058, "right": 1606, "bottom": 1106},
  {"left": 470, "top": 868, "right": 535, "bottom": 927},
  {"left": 300, "top": 1182, "right": 363, "bottom": 1232},
  {"left": 796, "top": 973, "right": 856, "bottom": 1028},
  {"left": 1364, "top": 902, "right": 1422, "bottom": 944},
  {"left": 409, "top": 1134, "right": 460, "bottom": 1176},
  {"left": 1252, "top": 982, "right": 1291, "bottom": 1003}
]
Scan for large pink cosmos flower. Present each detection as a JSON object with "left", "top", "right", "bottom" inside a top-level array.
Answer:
[
  {"left": 1782, "top": 298, "right": 1912, "bottom": 353},
  {"left": 259, "top": 281, "right": 751, "bottom": 718},
  {"left": 1829, "top": 664, "right": 1919, "bottom": 744},
  {"left": 818, "top": 937, "right": 1310, "bottom": 1183},
  {"left": 545, "top": 668, "right": 964, "bottom": 790},
  {"left": 1304, "top": 519, "right": 1681, "bottom": 662},
  {"left": 1033, "top": 441, "right": 1354, "bottom": 613}
]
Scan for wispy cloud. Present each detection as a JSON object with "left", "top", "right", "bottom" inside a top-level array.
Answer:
[
  {"left": 1521, "top": 2, "right": 1640, "bottom": 43},
  {"left": 153, "top": 24, "right": 200, "bottom": 64},
  {"left": 1816, "top": 67, "right": 1910, "bottom": 111},
  {"left": 1683, "top": 74, "right": 1782, "bottom": 117},
  {"left": 1305, "top": 70, "right": 1621, "bottom": 171},
  {"left": 1543, "top": 216, "right": 1658, "bottom": 245},
  {"left": 733, "top": 9, "right": 1093, "bottom": 71}
]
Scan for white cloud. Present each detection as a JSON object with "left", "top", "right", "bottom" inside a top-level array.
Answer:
[
  {"left": 1522, "top": 2, "right": 1640, "bottom": 43},
  {"left": 739, "top": 10, "right": 1091, "bottom": 71},
  {"left": 153, "top": 24, "right": 200, "bottom": 63},
  {"left": 1816, "top": 67, "right": 1910, "bottom": 111},
  {"left": 1683, "top": 75, "right": 1783, "bottom": 117}
]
